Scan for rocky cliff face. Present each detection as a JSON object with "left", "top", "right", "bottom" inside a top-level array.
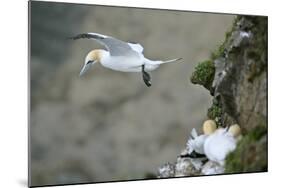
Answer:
[
  {"left": 210, "top": 16, "right": 267, "bottom": 132},
  {"left": 158, "top": 15, "right": 268, "bottom": 177}
]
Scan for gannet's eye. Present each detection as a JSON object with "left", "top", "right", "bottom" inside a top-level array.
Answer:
[{"left": 86, "top": 60, "right": 93, "bottom": 65}]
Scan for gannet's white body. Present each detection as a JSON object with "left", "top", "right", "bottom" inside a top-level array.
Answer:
[
  {"left": 70, "top": 32, "right": 182, "bottom": 86},
  {"left": 204, "top": 124, "right": 241, "bottom": 165},
  {"left": 91, "top": 50, "right": 160, "bottom": 72},
  {"left": 187, "top": 120, "right": 217, "bottom": 155}
]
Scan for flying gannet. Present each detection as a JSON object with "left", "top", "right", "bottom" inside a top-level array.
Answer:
[{"left": 69, "top": 32, "right": 182, "bottom": 87}]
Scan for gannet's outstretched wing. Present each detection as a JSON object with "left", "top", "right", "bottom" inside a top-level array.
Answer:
[
  {"left": 128, "top": 42, "right": 144, "bottom": 53},
  {"left": 69, "top": 32, "right": 139, "bottom": 57}
]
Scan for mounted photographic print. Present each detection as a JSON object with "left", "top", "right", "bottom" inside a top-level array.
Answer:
[{"left": 29, "top": 0, "right": 268, "bottom": 187}]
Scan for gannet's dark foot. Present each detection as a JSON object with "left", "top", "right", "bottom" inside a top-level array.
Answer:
[
  {"left": 143, "top": 72, "right": 151, "bottom": 87},
  {"left": 142, "top": 65, "right": 151, "bottom": 87},
  {"left": 179, "top": 151, "right": 206, "bottom": 158}
]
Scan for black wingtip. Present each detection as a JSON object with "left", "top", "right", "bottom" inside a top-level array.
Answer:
[
  {"left": 66, "top": 36, "right": 76, "bottom": 40},
  {"left": 68, "top": 33, "right": 106, "bottom": 41},
  {"left": 177, "top": 58, "right": 184, "bottom": 63},
  {"left": 66, "top": 33, "right": 90, "bottom": 41},
  {"left": 72, "top": 34, "right": 87, "bottom": 40}
]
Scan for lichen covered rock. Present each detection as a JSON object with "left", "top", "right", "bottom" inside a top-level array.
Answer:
[
  {"left": 157, "top": 163, "right": 175, "bottom": 178},
  {"left": 157, "top": 157, "right": 206, "bottom": 178},
  {"left": 174, "top": 157, "right": 201, "bottom": 177},
  {"left": 201, "top": 161, "right": 224, "bottom": 175}
]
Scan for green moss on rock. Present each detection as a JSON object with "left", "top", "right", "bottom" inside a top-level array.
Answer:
[
  {"left": 225, "top": 125, "right": 267, "bottom": 173},
  {"left": 190, "top": 60, "right": 215, "bottom": 90},
  {"left": 207, "top": 103, "right": 222, "bottom": 122}
]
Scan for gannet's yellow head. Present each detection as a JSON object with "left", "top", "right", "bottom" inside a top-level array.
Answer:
[
  {"left": 228, "top": 124, "right": 241, "bottom": 138},
  {"left": 80, "top": 49, "right": 103, "bottom": 76},
  {"left": 203, "top": 120, "right": 217, "bottom": 135}
]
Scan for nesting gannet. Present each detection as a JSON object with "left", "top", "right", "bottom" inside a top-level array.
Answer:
[
  {"left": 186, "top": 120, "right": 217, "bottom": 156},
  {"left": 69, "top": 32, "right": 182, "bottom": 87},
  {"left": 204, "top": 124, "right": 242, "bottom": 165}
]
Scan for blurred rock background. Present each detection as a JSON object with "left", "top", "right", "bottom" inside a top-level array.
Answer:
[{"left": 30, "top": 1, "right": 234, "bottom": 186}]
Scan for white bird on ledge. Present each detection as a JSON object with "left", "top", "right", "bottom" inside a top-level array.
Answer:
[
  {"left": 204, "top": 124, "right": 242, "bottom": 165},
  {"left": 69, "top": 32, "right": 182, "bottom": 87}
]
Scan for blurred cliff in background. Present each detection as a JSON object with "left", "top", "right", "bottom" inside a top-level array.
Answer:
[{"left": 30, "top": 1, "right": 234, "bottom": 186}]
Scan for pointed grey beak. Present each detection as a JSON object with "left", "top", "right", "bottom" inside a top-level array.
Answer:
[{"left": 79, "top": 62, "right": 94, "bottom": 76}]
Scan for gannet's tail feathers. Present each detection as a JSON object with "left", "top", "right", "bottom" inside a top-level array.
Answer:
[
  {"left": 145, "top": 58, "right": 183, "bottom": 65},
  {"left": 163, "top": 58, "right": 183, "bottom": 64},
  {"left": 190, "top": 128, "right": 198, "bottom": 138},
  {"left": 186, "top": 128, "right": 198, "bottom": 154},
  {"left": 187, "top": 138, "right": 196, "bottom": 154}
]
